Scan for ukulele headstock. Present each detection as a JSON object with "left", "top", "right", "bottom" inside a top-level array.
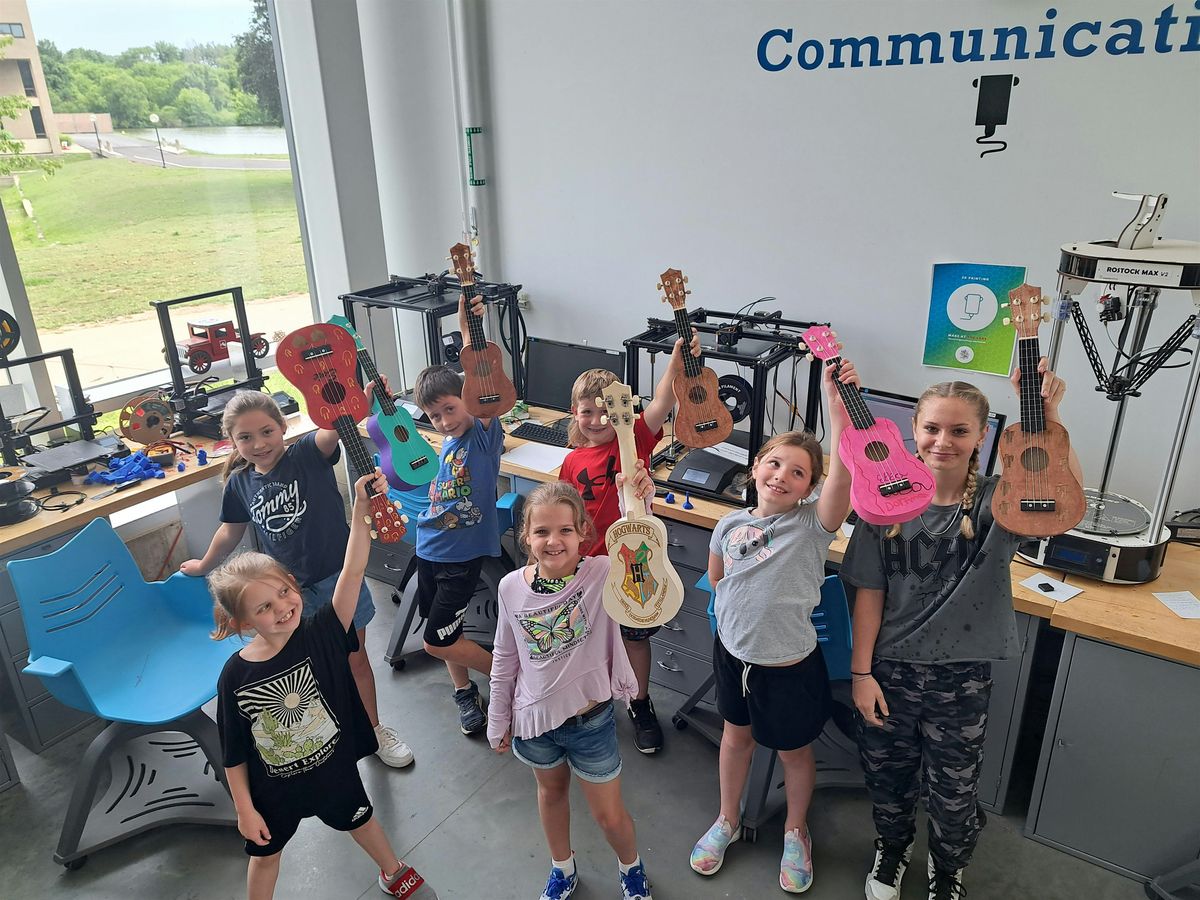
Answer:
[
  {"left": 800, "top": 325, "right": 841, "bottom": 363},
  {"left": 449, "top": 242, "right": 477, "bottom": 287},
  {"left": 1002, "top": 283, "right": 1050, "bottom": 338},
  {"left": 657, "top": 268, "right": 689, "bottom": 311},
  {"left": 597, "top": 383, "right": 638, "bottom": 434},
  {"left": 366, "top": 494, "right": 407, "bottom": 544}
]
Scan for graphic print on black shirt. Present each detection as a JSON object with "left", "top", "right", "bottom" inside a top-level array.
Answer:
[
  {"left": 574, "top": 454, "right": 616, "bottom": 502},
  {"left": 249, "top": 479, "right": 308, "bottom": 544},
  {"left": 235, "top": 658, "right": 340, "bottom": 777}
]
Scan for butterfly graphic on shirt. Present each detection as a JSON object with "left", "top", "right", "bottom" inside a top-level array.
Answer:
[{"left": 517, "top": 596, "right": 589, "bottom": 658}]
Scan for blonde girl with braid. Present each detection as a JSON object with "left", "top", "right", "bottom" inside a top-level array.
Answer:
[{"left": 841, "top": 360, "right": 1080, "bottom": 900}]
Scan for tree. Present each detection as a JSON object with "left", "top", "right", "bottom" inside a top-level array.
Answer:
[
  {"left": 174, "top": 87, "right": 219, "bottom": 126},
  {"left": 235, "top": 0, "right": 282, "bottom": 124},
  {"left": 37, "top": 40, "right": 71, "bottom": 98},
  {"left": 0, "top": 37, "right": 59, "bottom": 176},
  {"left": 153, "top": 41, "right": 182, "bottom": 64},
  {"left": 100, "top": 70, "right": 150, "bottom": 127}
]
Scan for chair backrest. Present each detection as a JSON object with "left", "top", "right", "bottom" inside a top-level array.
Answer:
[
  {"left": 695, "top": 571, "right": 853, "bottom": 681},
  {"left": 8, "top": 518, "right": 156, "bottom": 673}
]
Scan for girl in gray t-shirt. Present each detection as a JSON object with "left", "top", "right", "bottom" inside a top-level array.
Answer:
[
  {"left": 843, "top": 362, "right": 1081, "bottom": 900},
  {"left": 690, "top": 360, "right": 858, "bottom": 894}
]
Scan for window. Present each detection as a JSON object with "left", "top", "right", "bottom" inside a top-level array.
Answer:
[
  {"left": 17, "top": 59, "right": 35, "bottom": 97},
  {"left": 29, "top": 106, "right": 45, "bottom": 138},
  {"left": 0, "top": 23, "right": 26, "bottom": 38}
]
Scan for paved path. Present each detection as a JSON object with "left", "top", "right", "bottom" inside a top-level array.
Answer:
[{"left": 66, "top": 132, "right": 291, "bottom": 171}]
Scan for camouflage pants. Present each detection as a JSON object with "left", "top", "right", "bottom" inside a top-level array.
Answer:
[{"left": 857, "top": 658, "right": 992, "bottom": 873}]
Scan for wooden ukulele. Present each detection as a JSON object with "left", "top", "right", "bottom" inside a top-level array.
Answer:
[
  {"left": 801, "top": 326, "right": 935, "bottom": 525},
  {"left": 992, "top": 284, "right": 1085, "bottom": 537},
  {"left": 657, "top": 268, "right": 734, "bottom": 449},
  {"left": 599, "top": 381, "right": 684, "bottom": 629},
  {"left": 449, "top": 242, "right": 517, "bottom": 419},
  {"left": 277, "top": 323, "right": 407, "bottom": 543},
  {"left": 328, "top": 314, "right": 437, "bottom": 489}
]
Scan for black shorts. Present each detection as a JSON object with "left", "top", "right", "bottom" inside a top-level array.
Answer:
[
  {"left": 245, "top": 769, "right": 373, "bottom": 857},
  {"left": 416, "top": 556, "right": 483, "bottom": 648},
  {"left": 712, "top": 632, "right": 832, "bottom": 751},
  {"left": 619, "top": 624, "right": 661, "bottom": 642}
]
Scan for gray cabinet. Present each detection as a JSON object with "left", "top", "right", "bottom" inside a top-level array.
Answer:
[
  {"left": 649, "top": 519, "right": 715, "bottom": 695},
  {"left": 0, "top": 530, "right": 96, "bottom": 752},
  {"left": 977, "top": 611, "right": 1038, "bottom": 813},
  {"left": 1027, "top": 635, "right": 1200, "bottom": 879},
  {"left": 0, "top": 719, "right": 16, "bottom": 792}
]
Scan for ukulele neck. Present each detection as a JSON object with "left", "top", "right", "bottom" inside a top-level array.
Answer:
[
  {"left": 1016, "top": 336, "right": 1046, "bottom": 433},
  {"left": 823, "top": 356, "right": 875, "bottom": 431},
  {"left": 671, "top": 307, "right": 703, "bottom": 379},
  {"left": 355, "top": 348, "right": 397, "bottom": 416},
  {"left": 332, "top": 415, "right": 379, "bottom": 496},
  {"left": 614, "top": 421, "right": 644, "bottom": 520},
  {"left": 462, "top": 282, "right": 488, "bottom": 351}
]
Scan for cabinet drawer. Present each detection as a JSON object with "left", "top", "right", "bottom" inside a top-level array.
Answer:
[
  {"left": 0, "top": 530, "right": 82, "bottom": 661},
  {"left": 366, "top": 541, "right": 416, "bottom": 588},
  {"left": 0, "top": 605, "right": 27, "bottom": 659},
  {"left": 664, "top": 520, "right": 714, "bottom": 572},
  {"left": 29, "top": 693, "right": 94, "bottom": 748},
  {"left": 654, "top": 608, "right": 714, "bottom": 660},
  {"left": 12, "top": 652, "right": 49, "bottom": 704},
  {"left": 649, "top": 643, "right": 713, "bottom": 697},
  {"left": 679, "top": 577, "right": 712, "bottom": 616}
]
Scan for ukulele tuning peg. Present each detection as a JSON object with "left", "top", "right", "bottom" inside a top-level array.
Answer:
[
  {"left": 685, "top": 289, "right": 691, "bottom": 295},
  {"left": 1041, "top": 296, "right": 1050, "bottom": 305},
  {"left": 1041, "top": 312, "right": 1051, "bottom": 323},
  {"left": 656, "top": 283, "right": 664, "bottom": 291},
  {"left": 401, "top": 514, "right": 409, "bottom": 524},
  {"left": 600, "top": 414, "right": 609, "bottom": 425},
  {"left": 1002, "top": 317, "right": 1011, "bottom": 326},
  {"left": 682, "top": 275, "right": 688, "bottom": 283},
  {"left": 632, "top": 395, "right": 642, "bottom": 405},
  {"left": 595, "top": 395, "right": 604, "bottom": 406}
]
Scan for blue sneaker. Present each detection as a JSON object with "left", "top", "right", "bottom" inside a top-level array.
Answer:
[
  {"left": 620, "top": 862, "right": 652, "bottom": 900},
  {"left": 539, "top": 866, "right": 577, "bottom": 900}
]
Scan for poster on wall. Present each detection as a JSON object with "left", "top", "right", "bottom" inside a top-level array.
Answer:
[{"left": 923, "top": 263, "right": 1024, "bottom": 376}]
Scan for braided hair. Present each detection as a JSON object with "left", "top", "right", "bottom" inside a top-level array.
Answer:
[{"left": 886, "top": 381, "right": 989, "bottom": 540}]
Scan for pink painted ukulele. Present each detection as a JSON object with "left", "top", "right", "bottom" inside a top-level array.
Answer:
[{"left": 802, "top": 326, "right": 934, "bottom": 526}]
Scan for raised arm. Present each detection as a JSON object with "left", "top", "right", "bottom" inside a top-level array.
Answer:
[
  {"left": 642, "top": 333, "right": 701, "bottom": 434},
  {"left": 331, "top": 470, "right": 387, "bottom": 632},
  {"left": 815, "top": 358, "right": 858, "bottom": 532}
]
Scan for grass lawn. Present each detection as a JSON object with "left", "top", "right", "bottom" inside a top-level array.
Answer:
[{"left": 2, "top": 155, "right": 308, "bottom": 330}]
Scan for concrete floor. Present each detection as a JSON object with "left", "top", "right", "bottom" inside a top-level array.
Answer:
[{"left": 0, "top": 580, "right": 1148, "bottom": 900}]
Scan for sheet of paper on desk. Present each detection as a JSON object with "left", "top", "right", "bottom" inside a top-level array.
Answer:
[
  {"left": 1019, "top": 573, "right": 1083, "bottom": 602},
  {"left": 706, "top": 441, "right": 749, "bottom": 466},
  {"left": 1153, "top": 591, "right": 1200, "bottom": 619},
  {"left": 502, "top": 442, "right": 571, "bottom": 474}
]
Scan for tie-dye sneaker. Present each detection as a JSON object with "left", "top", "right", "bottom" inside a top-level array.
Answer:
[
  {"left": 689, "top": 815, "right": 740, "bottom": 875},
  {"left": 779, "top": 827, "right": 813, "bottom": 893}
]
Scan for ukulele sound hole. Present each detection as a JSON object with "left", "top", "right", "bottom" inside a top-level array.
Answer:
[
  {"left": 392, "top": 425, "right": 410, "bottom": 443},
  {"left": 688, "top": 385, "right": 708, "bottom": 405},
  {"left": 865, "top": 441, "right": 891, "bottom": 462},
  {"left": 1020, "top": 446, "right": 1050, "bottom": 473},
  {"left": 320, "top": 381, "right": 347, "bottom": 406}
]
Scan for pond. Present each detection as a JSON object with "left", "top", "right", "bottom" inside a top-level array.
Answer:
[{"left": 125, "top": 125, "right": 288, "bottom": 155}]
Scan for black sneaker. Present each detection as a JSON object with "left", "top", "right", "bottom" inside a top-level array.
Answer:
[
  {"left": 926, "top": 856, "right": 966, "bottom": 900},
  {"left": 453, "top": 681, "right": 487, "bottom": 736},
  {"left": 628, "top": 697, "right": 663, "bottom": 754},
  {"left": 865, "top": 837, "right": 913, "bottom": 900}
]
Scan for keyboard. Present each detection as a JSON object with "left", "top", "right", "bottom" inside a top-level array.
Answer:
[{"left": 510, "top": 421, "right": 570, "bottom": 447}]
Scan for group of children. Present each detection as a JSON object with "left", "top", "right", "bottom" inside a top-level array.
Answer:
[{"left": 184, "top": 293, "right": 1078, "bottom": 900}]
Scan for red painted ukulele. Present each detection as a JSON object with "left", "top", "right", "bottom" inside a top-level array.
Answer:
[
  {"left": 801, "top": 326, "right": 934, "bottom": 526},
  {"left": 449, "top": 242, "right": 517, "bottom": 419},
  {"left": 277, "top": 323, "right": 407, "bottom": 543},
  {"left": 657, "top": 268, "right": 733, "bottom": 449},
  {"left": 992, "top": 284, "right": 1086, "bottom": 537}
]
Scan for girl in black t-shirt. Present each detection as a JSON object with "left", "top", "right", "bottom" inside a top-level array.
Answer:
[{"left": 210, "top": 471, "right": 438, "bottom": 900}]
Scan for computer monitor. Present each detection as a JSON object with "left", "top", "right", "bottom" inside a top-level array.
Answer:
[
  {"left": 523, "top": 337, "right": 625, "bottom": 413},
  {"left": 858, "top": 387, "right": 1006, "bottom": 476}
]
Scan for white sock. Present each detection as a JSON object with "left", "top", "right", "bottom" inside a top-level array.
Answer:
[
  {"left": 553, "top": 855, "right": 575, "bottom": 877},
  {"left": 619, "top": 855, "right": 641, "bottom": 875}
]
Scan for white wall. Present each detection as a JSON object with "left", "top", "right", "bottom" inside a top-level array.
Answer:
[{"left": 361, "top": 0, "right": 1200, "bottom": 511}]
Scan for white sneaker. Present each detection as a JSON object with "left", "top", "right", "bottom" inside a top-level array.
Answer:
[
  {"left": 926, "top": 854, "right": 965, "bottom": 900},
  {"left": 374, "top": 724, "right": 414, "bottom": 768},
  {"left": 865, "top": 837, "right": 913, "bottom": 900}
]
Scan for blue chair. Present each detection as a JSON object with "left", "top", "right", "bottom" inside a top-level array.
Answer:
[
  {"left": 689, "top": 570, "right": 863, "bottom": 842},
  {"left": 8, "top": 518, "right": 239, "bottom": 870}
]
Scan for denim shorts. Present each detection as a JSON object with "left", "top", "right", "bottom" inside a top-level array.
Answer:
[
  {"left": 511, "top": 701, "right": 622, "bottom": 783},
  {"left": 301, "top": 570, "right": 376, "bottom": 633}
]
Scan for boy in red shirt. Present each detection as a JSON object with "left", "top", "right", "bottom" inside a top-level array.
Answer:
[{"left": 558, "top": 335, "right": 699, "bottom": 754}]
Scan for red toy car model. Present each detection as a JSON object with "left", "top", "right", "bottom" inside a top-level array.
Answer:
[{"left": 168, "top": 318, "right": 270, "bottom": 374}]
